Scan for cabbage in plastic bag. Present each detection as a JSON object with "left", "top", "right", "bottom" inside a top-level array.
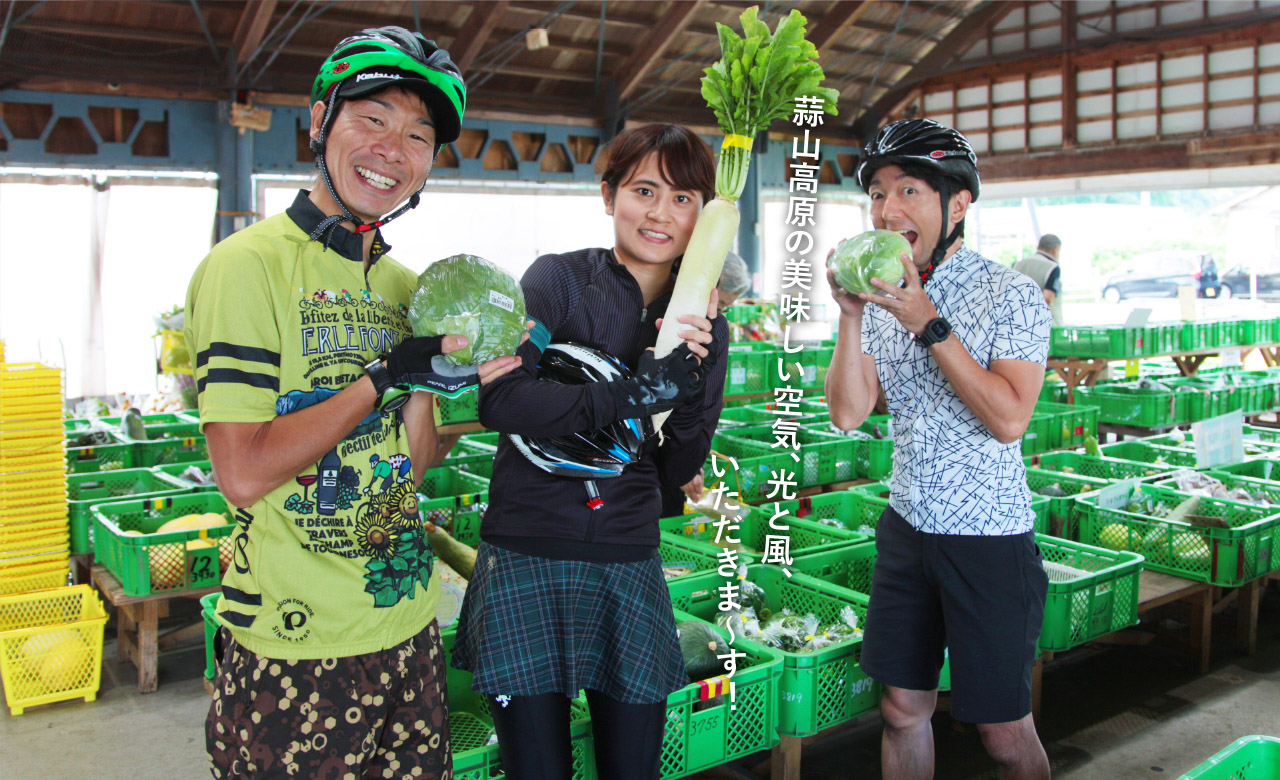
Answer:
[
  {"left": 408, "top": 254, "right": 527, "bottom": 366},
  {"left": 827, "top": 230, "right": 910, "bottom": 295}
]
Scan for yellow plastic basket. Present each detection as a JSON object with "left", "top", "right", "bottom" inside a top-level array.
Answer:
[
  {"left": 0, "top": 562, "right": 69, "bottom": 595},
  {"left": 0, "top": 585, "right": 106, "bottom": 715}
]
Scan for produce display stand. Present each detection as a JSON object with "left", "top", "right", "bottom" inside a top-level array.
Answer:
[
  {"left": 1048, "top": 343, "right": 1280, "bottom": 403},
  {"left": 1133, "top": 570, "right": 1215, "bottom": 674},
  {"left": 89, "top": 563, "right": 217, "bottom": 693}
]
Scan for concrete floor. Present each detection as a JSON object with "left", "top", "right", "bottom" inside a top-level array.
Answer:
[{"left": 1, "top": 590, "right": 1277, "bottom": 780}]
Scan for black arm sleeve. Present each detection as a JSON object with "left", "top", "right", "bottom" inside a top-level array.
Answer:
[
  {"left": 656, "top": 316, "right": 730, "bottom": 488},
  {"left": 478, "top": 255, "right": 620, "bottom": 437}
]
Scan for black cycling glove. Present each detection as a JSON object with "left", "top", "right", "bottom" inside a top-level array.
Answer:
[
  {"left": 386, "top": 335, "right": 482, "bottom": 397},
  {"left": 606, "top": 342, "right": 709, "bottom": 418}
]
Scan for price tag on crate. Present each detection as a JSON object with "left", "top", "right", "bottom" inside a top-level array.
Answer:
[
  {"left": 187, "top": 540, "right": 221, "bottom": 589},
  {"left": 1097, "top": 479, "right": 1139, "bottom": 511},
  {"left": 1194, "top": 410, "right": 1244, "bottom": 469},
  {"left": 1125, "top": 360, "right": 1140, "bottom": 378},
  {"left": 1220, "top": 348, "right": 1241, "bottom": 368}
]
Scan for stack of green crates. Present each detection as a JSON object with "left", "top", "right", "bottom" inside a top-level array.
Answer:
[
  {"left": 1075, "top": 385, "right": 1185, "bottom": 427},
  {"left": 106, "top": 414, "right": 208, "bottom": 467},
  {"left": 1033, "top": 401, "right": 1099, "bottom": 450},
  {"left": 725, "top": 344, "right": 775, "bottom": 396},
  {"left": 418, "top": 466, "right": 489, "bottom": 543},
  {"left": 437, "top": 392, "right": 480, "bottom": 425},
  {"left": 1024, "top": 451, "right": 1175, "bottom": 481}
]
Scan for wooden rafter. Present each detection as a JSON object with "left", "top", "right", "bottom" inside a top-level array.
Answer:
[
  {"left": 614, "top": 0, "right": 705, "bottom": 101},
  {"left": 232, "top": 0, "right": 278, "bottom": 76},
  {"left": 809, "top": 1, "right": 873, "bottom": 55},
  {"left": 453, "top": 1, "right": 509, "bottom": 73},
  {"left": 851, "top": 0, "right": 1017, "bottom": 139}
]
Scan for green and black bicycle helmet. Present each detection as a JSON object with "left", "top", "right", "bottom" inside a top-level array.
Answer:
[
  {"left": 308, "top": 26, "right": 467, "bottom": 243},
  {"left": 856, "top": 118, "right": 981, "bottom": 278}
]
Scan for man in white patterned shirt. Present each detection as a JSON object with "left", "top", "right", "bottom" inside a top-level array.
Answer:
[{"left": 826, "top": 119, "right": 1053, "bottom": 780}]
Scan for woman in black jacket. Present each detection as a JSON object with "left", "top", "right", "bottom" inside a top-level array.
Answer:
[{"left": 452, "top": 124, "right": 729, "bottom": 779}]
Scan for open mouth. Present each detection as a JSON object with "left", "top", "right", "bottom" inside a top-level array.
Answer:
[
  {"left": 639, "top": 228, "right": 672, "bottom": 242},
  {"left": 356, "top": 166, "right": 398, "bottom": 191},
  {"left": 899, "top": 229, "right": 919, "bottom": 245}
]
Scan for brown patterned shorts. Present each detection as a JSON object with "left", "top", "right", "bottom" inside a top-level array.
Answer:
[{"left": 206, "top": 621, "right": 451, "bottom": 780}]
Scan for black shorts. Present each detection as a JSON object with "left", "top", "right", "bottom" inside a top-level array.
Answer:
[
  {"left": 860, "top": 506, "right": 1047, "bottom": 724},
  {"left": 206, "top": 621, "right": 451, "bottom": 780}
]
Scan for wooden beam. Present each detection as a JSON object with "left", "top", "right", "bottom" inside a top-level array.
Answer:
[
  {"left": 232, "top": 0, "right": 278, "bottom": 70},
  {"left": 919, "top": 11, "right": 1280, "bottom": 92},
  {"left": 453, "top": 1, "right": 509, "bottom": 73},
  {"left": 810, "top": 1, "right": 873, "bottom": 55},
  {"left": 852, "top": 1, "right": 1019, "bottom": 140},
  {"left": 614, "top": 0, "right": 705, "bottom": 101}
]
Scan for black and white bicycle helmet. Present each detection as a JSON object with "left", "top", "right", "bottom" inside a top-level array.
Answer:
[
  {"left": 509, "top": 343, "right": 652, "bottom": 479},
  {"left": 856, "top": 118, "right": 981, "bottom": 274}
]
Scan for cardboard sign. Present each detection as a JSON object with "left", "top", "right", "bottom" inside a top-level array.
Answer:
[
  {"left": 1179, "top": 286, "right": 1198, "bottom": 321},
  {"left": 1220, "top": 348, "right": 1242, "bottom": 368},
  {"left": 1194, "top": 410, "right": 1244, "bottom": 469},
  {"left": 1097, "top": 479, "right": 1139, "bottom": 511}
]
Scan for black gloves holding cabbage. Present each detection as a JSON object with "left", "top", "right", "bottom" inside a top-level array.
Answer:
[{"left": 404, "top": 254, "right": 527, "bottom": 397}]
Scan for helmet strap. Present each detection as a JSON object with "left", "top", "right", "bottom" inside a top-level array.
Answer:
[{"left": 925, "top": 183, "right": 964, "bottom": 284}]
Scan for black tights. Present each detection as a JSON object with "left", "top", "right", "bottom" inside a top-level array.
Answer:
[{"left": 486, "top": 689, "right": 666, "bottom": 780}]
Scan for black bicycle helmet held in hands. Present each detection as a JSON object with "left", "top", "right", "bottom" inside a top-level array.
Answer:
[
  {"left": 856, "top": 118, "right": 981, "bottom": 272},
  {"left": 508, "top": 343, "right": 653, "bottom": 479}
]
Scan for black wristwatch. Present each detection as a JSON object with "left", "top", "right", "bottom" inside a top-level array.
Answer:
[
  {"left": 916, "top": 317, "right": 952, "bottom": 347},
  {"left": 364, "top": 358, "right": 410, "bottom": 412}
]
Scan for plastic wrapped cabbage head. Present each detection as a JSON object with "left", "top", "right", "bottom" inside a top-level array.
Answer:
[
  {"left": 408, "top": 254, "right": 527, "bottom": 366},
  {"left": 827, "top": 230, "right": 911, "bottom": 295}
]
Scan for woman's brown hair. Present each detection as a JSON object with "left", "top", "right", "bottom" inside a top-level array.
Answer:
[{"left": 601, "top": 124, "right": 715, "bottom": 205}]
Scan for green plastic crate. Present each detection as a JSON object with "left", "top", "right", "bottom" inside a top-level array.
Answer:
[
  {"left": 1076, "top": 385, "right": 1184, "bottom": 427},
  {"left": 796, "top": 346, "right": 834, "bottom": 391},
  {"left": 1035, "top": 401, "right": 1098, "bottom": 450},
  {"left": 64, "top": 418, "right": 134, "bottom": 473},
  {"left": 438, "top": 392, "right": 479, "bottom": 425},
  {"left": 658, "top": 505, "right": 867, "bottom": 564},
  {"left": 657, "top": 531, "right": 723, "bottom": 581},
  {"left": 1142, "top": 429, "right": 1280, "bottom": 459},
  {"left": 417, "top": 466, "right": 490, "bottom": 542},
  {"left": 785, "top": 535, "right": 1144, "bottom": 653},
  {"left": 720, "top": 425, "right": 855, "bottom": 485},
  {"left": 704, "top": 435, "right": 789, "bottom": 504},
  {"left": 668, "top": 566, "right": 875, "bottom": 739},
  {"left": 1210, "top": 459, "right": 1280, "bottom": 481},
  {"left": 66, "top": 468, "right": 193, "bottom": 554},
  {"left": 91, "top": 493, "right": 235, "bottom": 596},
  {"left": 770, "top": 491, "right": 889, "bottom": 537},
  {"left": 1177, "top": 735, "right": 1280, "bottom": 780},
  {"left": 1036, "top": 535, "right": 1144, "bottom": 651},
  {"left": 722, "top": 304, "right": 762, "bottom": 325},
  {"left": 845, "top": 481, "right": 891, "bottom": 499},
  {"left": 1100, "top": 440, "right": 1200, "bottom": 469},
  {"left": 618, "top": 611, "right": 783, "bottom": 779},
  {"left": 1076, "top": 483, "right": 1279, "bottom": 587},
  {"left": 201, "top": 591, "right": 219, "bottom": 679},
  {"left": 725, "top": 347, "right": 772, "bottom": 396},
  {"left": 1180, "top": 322, "right": 1211, "bottom": 352},
  {"left": 848, "top": 415, "right": 893, "bottom": 479},
  {"left": 1022, "top": 412, "right": 1054, "bottom": 456},
  {"left": 717, "top": 404, "right": 817, "bottom": 429},
  {"left": 1025, "top": 468, "right": 1109, "bottom": 539},
  {"left": 110, "top": 422, "right": 208, "bottom": 467},
  {"left": 1024, "top": 451, "right": 1175, "bottom": 481},
  {"left": 149, "top": 460, "right": 219, "bottom": 491},
  {"left": 458, "top": 431, "right": 501, "bottom": 448},
  {"left": 440, "top": 626, "right": 596, "bottom": 780}
]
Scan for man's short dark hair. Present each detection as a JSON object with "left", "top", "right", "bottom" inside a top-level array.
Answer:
[{"left": 1038, "top": 234, "right": 1061, "bottom": 253}]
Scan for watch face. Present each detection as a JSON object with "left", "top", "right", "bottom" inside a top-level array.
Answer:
[{"left": 929, "top": 319, "right": 950, "bottom": 340}]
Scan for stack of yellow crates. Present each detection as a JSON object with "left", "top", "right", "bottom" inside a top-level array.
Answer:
[{"left": 0, "top": 363, "right": 69, "bottom": 595}]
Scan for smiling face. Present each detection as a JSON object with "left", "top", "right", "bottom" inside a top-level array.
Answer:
[
  {"left": 309, "top": 85, "right": 436, "bottom": 224},
  {"left": 867, "top": 163, "right": 971, "bottom": 268},
  {"left": 602, "top": 151, "right": 704, "bottom": 270}
]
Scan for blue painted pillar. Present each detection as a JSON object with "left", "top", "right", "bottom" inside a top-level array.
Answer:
[{"left": 215, "top": 101, "right": 255, "bottom": 241}]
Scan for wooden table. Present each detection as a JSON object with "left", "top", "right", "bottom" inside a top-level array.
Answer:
[
  {"left": 90, "top": 564, "right": 218, "bottom": 693},
  {"left": 1048, "top": 342, "right": 1280, "bottom": 403},
  {"left": 1136, "top": 570, "right": 1214, "bottom": 673}
]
